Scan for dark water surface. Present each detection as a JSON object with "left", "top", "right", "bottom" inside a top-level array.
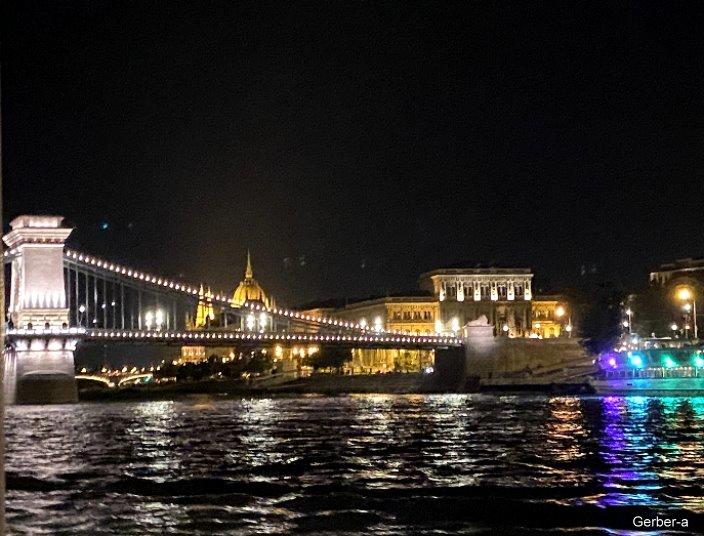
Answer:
[{"left": 5, "top": 394, "right": 704, "bottom": 534}]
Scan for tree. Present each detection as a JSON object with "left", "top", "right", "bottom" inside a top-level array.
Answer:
[
  {"left": 629, "top": 284, "right": 672, "bottom": 337},
  {"left": 244, "top": 352, "right": 273, "bottom": 375},
  {"left": 577, "top": 282, "right": 625, "bottom": 354},
  {"left": 305, "top": 346, "right": 351, "bottom": 373}
]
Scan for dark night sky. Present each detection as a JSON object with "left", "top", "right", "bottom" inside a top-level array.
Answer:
[{"left": 3, "top": 1, "right": 704, "bottom": 306}]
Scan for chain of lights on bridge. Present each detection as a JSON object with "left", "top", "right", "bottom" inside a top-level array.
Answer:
[
  {"left": 5, "top": 327, "right": 461, "bottom": 347},
  {"left": 36, "top": 248, "right": 459, "bottom": 339}
]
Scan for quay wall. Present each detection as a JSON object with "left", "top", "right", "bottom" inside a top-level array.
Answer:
[{"left": 468, "top": 338, "right": 590, "bottom": 379}]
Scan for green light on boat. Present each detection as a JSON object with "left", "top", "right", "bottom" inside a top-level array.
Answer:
[
  {"left": 628, "top": 352, "right": 644, "bottom": 368},
  {"left": 694, "top": 355, "right": 704, "bottom": 368},
  {"left": 662, "top": 354, "right": 677, "bottom": 369}
]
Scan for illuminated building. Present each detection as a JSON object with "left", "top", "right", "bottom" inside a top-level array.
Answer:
[
  {"left": 530, "top": 296, "right": 570, "bottom": 338},
  {"left": 298, "top": 266, "right": 570, "bottom": 372},
  {"left": 649, "top": 258, "right": 702, "bottom": 339},
  {"left": 419, "top": 267, "right": 534, "bottom": 337},
  {"left": 231, "top": 250, "right": 271, "bottom": 308},
  {"left": 303, "top": 295, "right": 437, "bottom": 373},
  {"left": 650, "top": 257, "right": 704, "bottom": 286},
  {"left": 181, "top": 251, "right": 274, "bottom": 363},
  {"left": 193, "top": 284, "right": 215, "bottom": 328},
  {"left": 180, "top": 346, "right": 207, "bottom": 363}
]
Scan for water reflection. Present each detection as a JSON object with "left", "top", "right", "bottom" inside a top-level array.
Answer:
[
  {"left": 5, "top": 395, "right": 704, "bottom": 534},
  {"left": 596, "top": 396, "right": 704, "bottom": 511}
]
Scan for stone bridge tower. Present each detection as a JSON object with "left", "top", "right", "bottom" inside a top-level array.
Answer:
[{"left": 3, "top": 215, "right": 78, "bottom": 404}]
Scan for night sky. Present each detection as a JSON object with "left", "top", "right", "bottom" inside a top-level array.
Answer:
[{"left": 4, "top": 1, "right": 704, "bottom": 306}]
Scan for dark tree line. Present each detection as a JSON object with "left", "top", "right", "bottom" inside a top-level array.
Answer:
[{"left": 154, "top": 352, "right": 274, "bottom": 382}]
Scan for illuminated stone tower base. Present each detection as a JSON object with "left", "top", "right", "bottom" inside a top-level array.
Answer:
[
  {"left": 3, "top": 216, "right": 78, "bottom": 404},
  {"left": 4, "top": 337, "right": 79, "bottom": 404}
]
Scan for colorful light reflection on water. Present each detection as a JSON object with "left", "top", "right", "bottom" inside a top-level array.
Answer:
[
  {"left": 5, "top": 395, "right": 704, "bottom": 534},
  {"left": 597, "top": 396, "right": 704, "bottom": 510}
]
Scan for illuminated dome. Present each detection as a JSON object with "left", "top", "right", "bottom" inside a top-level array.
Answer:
[{"left": 232, "top": 251, "right": 270, "bottom": 307}]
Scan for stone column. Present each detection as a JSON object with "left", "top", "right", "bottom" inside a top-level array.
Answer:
[
  {"left": 3, "top": 216, "right": 78, "bottom": 404},
  {"left": 507, "top": 280, "right": 515, "bottom": 301}
]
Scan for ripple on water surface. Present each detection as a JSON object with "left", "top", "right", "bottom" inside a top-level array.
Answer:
[{"left": 5, "top": 394, "right": 704, "bottom": 534}]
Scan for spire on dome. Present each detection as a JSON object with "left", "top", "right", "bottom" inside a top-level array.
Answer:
[
  {"left": 232, "top": 250, "right": 270, "bottom": 308},
  {"left": 245, "top": 250, "right": 253, "bottom": 279}
]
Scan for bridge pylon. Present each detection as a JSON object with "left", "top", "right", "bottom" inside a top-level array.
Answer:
[{"left": 3, "top": 216, "right": 78, "bottom": 404}]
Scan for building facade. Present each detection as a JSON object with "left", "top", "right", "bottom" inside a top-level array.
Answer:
[
  {"left": 419, "top": 267, "right": 534, "bottom": 337},
  {"left": 650, "top": 258, "right": 704, "bottom": 288},
  {"left": 298, "top": 267, "right": 571, "bottom": 373},
  {"left": 181, "top": 251, "right": 274, "bottom": 363},
  {"left": 531, "top": 295, "right": 570, "bottom": 339}
]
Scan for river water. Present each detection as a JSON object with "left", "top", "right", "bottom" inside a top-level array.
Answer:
[{"left": 5, "top": 394, "right": 704, "bottom": 534}]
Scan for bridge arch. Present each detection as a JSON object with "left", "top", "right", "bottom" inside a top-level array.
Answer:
[{"left": 75, "top": 375, "right": 115, "bottom": 388}]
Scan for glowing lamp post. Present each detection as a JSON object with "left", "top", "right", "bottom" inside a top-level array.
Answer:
[
  {"left": 670, "top": 323, "right": 679, "bottom": 337},
  {"left": 555, "top": 304, "right": 572, "bottom": 337},
  {"left": 676, "top": 287, "right": 697, "bottom": 340},
  {"left": 624, "top": 308, "right": 633, "bottom": 334}
]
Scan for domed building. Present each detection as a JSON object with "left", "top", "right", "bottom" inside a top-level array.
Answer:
[{"left": 232, "top": 251, "right": 271, "bottom": 308}]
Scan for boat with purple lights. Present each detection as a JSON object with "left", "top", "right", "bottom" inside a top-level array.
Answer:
[{"left": 591, "top": 341, "right": 704, "bottom": 395}]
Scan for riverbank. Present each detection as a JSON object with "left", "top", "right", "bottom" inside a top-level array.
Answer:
[
  {"left": 78, "top": 371, "right": 595, "bottom": 401},
  {"left": 79, "top": 373, "right": 437, "bottom": 401}
]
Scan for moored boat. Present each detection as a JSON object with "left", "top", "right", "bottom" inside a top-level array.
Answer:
[{"left": 591, "top": 345, "right": 704, "bottom": 395}]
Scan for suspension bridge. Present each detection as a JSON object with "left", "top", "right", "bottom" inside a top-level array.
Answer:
[{"left": 3, "top": 215, "right": 461, "bottom": 404}]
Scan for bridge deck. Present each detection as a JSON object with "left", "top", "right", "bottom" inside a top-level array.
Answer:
[{"left": 6, "top": 328, "right": 461, "bottom": 349}]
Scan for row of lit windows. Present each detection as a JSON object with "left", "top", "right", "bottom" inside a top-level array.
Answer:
[{"left": 390, "top": 310, "right": 434, "bottom": 321}]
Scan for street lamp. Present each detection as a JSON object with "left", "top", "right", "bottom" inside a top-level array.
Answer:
[
  {"left": 144, "top": 311, "right": 154, "bottom": 330},
  {"left": 676, "top": 287, "right": 698, "bottom": 340}
]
